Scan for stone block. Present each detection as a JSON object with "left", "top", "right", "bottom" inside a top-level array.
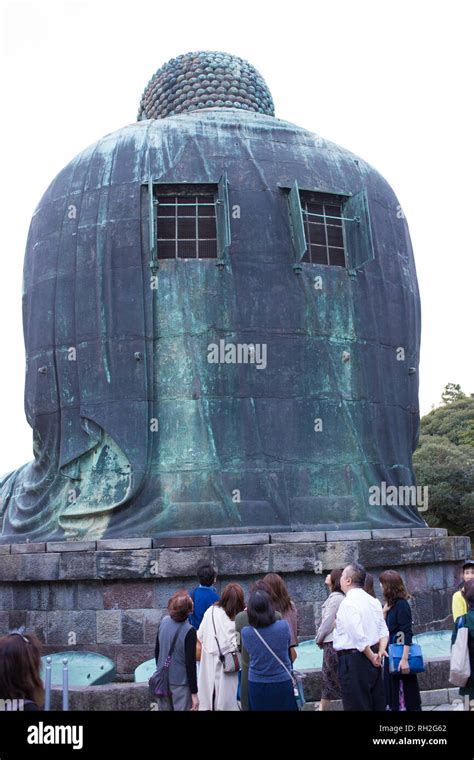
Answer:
[
  {"left": 411, "top": 591, "right": 434, "bottom": 627},
  {"left": 326, "top": 530, "right": 372, "bottom": 542},
  {"left": 411, "top": 529, "right": 440, "bottom": 538},
  {"left": 213, "top": 545, "right": 270, "bottom": 576},
  {"left": 152, "top": 536, "right": 210, "bottom": 548},
  {"left": 210, "top": 533, "right": 270, "bottom": 546},
  {"left": 103, "top": 581, "right": 154, "bottom": 610},
  {"left": 428, "top": 659, "right": 451, "bottom": 690},
  {"left": 157, "top": 547, "right": 215, "bottom": 578},
  {"left": 11, "top": 543, "right": 45, "bottom": 554},
  {"left": 96, "top": 610, "right": 122, "bottom": 644},
  {"left": 295, "top": 602, "right": 317, "bottom": 637},
  {"left": 0, "top": 554, "right": 23, "bottom": 581},
  {"left": 283, "top": 574, "right": 327, "bottom": 603},
  {"left": 115, "top": 644, "right": 154, "bottom": 676},
  {"left": 97, "top": 539, "right": 153, "bottom": 551},
  {"left": 0, "top": 611, "right": 10, "bottom": 635},
  {"left": 96, "top": 550, "right": 157, "bottom": 579},
  {"left": 154, "top": 580, "right": 195, "bottom": 607},
  {"left": 432, "top": 589, "right": 451, "bottom": 621},
  {"left": 77, "top": 583, "right": 104, "bottom": 610},
  {"left": 358, "top": 537, "right": 435, "bottom": 567},
  {"left": 421, "top": 688, "right": 449, "bottom": 706},
  {"left": 122, "top": 610, "right": 145, "bottom": 644},
  {"left": 269, "top": 543, "right": 317, "bottom": 573},
  {"left": 417, "top": 668, "right": 432, "bottom": 691},
  {"left": 144, "top": 609, "right": 167, "bottom": 645},
  {"left": 25, "top": 611, "right": 48, "bottom": 643},
  {"left": 270, "top": 532, "right": 326, "bottom": 544},
  {"left": 0, "top": 545, "right": 10, "bottom": 555},
  {"left": 8, "top": 610, "right": 27, "bottom": 630},
  {"left": 19, "top": 553, "right": 60, "bottom": 581},
  {"left": 314, "top": 541, "right": 358, "bottom": 571},
  {"left": 47, "top": 541, "right": 96, "bottom": 553},
  {"left": 371, "top": 529, "right": 412, "bottom": 539},
  {"left": 299, "top": 669, "right": 321, "bottom": 702},
  {"left": 405, "top": 565, "right": 428, "bottom": 594},
  {"left": 0, "top": 585, "right": 12, "bottom": 610},
  {"left": 47, "top": 610, "right": 96, "bottom": 646},
  {"left": 59, "top": 552, "right": 96, "bottom": 580}
]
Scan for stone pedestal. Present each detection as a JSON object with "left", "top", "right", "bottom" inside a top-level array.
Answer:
[{"left": 0, "top": 528, "right": 470, "bottom": 679}]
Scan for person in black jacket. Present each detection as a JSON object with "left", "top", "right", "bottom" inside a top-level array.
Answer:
[
  {"left": 154, "top": 591, "right": 199, "bottom": 711},
  {"left": 379, "top": 570, "right": 421, "bottom": 711}
]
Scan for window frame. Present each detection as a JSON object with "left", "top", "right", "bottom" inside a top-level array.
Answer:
[
  {"left": 282, "top": 180, "right": 375, "bottom": 274},
  {"left": 146, "top": 174, "right": 231, "bottom": 269}
]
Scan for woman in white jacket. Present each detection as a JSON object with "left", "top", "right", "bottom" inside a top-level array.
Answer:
[
  {"left": 315, "top": 568, "right": 344, "bottom": 711},
  {"left": 197, "top": 582, "right": 245, "bottom": 710}
]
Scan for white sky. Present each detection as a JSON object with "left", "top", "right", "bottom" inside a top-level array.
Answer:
[{"left": 0, "top": 0, "right": 472, "bottom": 474}]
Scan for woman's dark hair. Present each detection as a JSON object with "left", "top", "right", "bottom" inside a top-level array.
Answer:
[
  {"left": 168, "top": 590, "right": 193, "bottom": 622},
  {"left": 197, "top": 563, "right": 216, "bottom": 587},
  {"left": 364, "top": 572, "right": 376, "bottom": 598},
  {"left": 247, "top": 590, "right": 276, "bottom": 628},
  {"left": 463, "top": 579, "right": 474, "bottom": 608},
  {"left": 263, "top": 573, "right": 292, "bottom": 614},
  {"left": 379, "top": 570, "right": 410, "bottom": 606},
  {"left": 249, "top": 580, "right": 272, "bottom": 595},
  {"left": 218, "top": 583, "right": 245, "bottom": 621},
  {"left": 329, "top": 569, "right": 343, "bottom": 594},
  {"left": 0, "top": 632, "right": 44, "bottom": 707}
]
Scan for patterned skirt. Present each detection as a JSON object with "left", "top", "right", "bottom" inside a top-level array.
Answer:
[{"left": 321, "top": 642, "right": 341, "bottom": 700}]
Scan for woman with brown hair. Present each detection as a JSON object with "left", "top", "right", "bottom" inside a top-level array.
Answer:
[
  {"left": 263, "top": 573, "right": 298, "bottom": 651},
  {"left": 0, "top": 631, "right": 44, "bottom": 711},
  {"left": 154, "top": 590, "right": 199, "bottom": 711},
  {"left": 379, "top": 570, "right": 421, "bottom": 711},
  {"left": 197, "top": 582, "right": 245, "bottom": 710},
  {"left": 315, "top": 569, "right": 344, "bottom": 711}
]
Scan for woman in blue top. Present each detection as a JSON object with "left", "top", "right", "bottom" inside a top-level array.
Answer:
[
  {"left": 380, "top": 570, "right": 421, "bottom": 711},
  {"left": 242, "top": 590, "right": 298, "bottom": 711}
]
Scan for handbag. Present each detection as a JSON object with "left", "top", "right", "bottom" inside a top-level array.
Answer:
[
  {"left": 449, "top": 616, "right": 471, "bottom": 687},
  {"left": 388, "top": 642, "right": 425, "bottom": 674},
  {"left": 251, "top": 627, "right": 306, "bottom": 710},
  {"left": 212, "top": 606, "right": 241, "bottom": 673},
  {"left": 148, "top": 626, "right": 181, "bottom": 698}
]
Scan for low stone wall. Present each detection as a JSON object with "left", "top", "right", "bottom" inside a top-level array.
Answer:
[
  {"left": 0, "top": 528, "right": 469, "bottom": 679},
  {"left": 46, "top": 658, "right": 452, "bottom": 710}
]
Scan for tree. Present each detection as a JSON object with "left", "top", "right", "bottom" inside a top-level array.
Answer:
[
  {"left": 413, "top": 392, "right": 474, "bottom": 537},
  {"left": 441, "top": 383, "right": 466, "bottom": 405}
]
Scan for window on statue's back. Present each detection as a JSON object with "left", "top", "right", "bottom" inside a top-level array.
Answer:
[
  {"left": 300, "top": 193, "right": 346, "bottom": 267},
  {"left": 156, "top": 192, "right": 217, "bottom": 259}
]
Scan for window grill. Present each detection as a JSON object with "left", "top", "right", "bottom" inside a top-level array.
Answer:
[
  {"left": 156, "top": 194, "right": 217, "bottom": 259},
  {"left": 300, "top": 194, "right": 346, "bottom": 267}
]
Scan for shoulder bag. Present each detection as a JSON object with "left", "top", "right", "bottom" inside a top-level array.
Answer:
[
  {"left": 212, "top": 606, "right": 241, "bottom": 673},
  {"left": 251, "top": 626, "right": 306, "bottom": 710},
  {"left": 149, "top": 625, "right": 181, "bottom": 698}
]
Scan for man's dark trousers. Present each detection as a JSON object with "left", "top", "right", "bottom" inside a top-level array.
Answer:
[{"left": 338, "top": 651, "right": 385, "bottom": 711}]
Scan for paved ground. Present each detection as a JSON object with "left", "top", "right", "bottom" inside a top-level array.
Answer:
[{"left": 303, "top": 688, "right": 473, "bottom": 711}]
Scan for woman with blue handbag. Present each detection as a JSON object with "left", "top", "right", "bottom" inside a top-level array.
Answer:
[{"left": 380, "top": 570, "right": 422, "bottom": 711}]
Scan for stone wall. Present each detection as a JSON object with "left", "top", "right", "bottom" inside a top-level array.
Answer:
[{"left": 0, "top": 528, "right": 470, "bottom": 680}]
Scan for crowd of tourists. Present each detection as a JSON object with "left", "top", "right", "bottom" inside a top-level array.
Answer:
[{"left": 1, "top": 560, "right": 473, "bottom": 712}]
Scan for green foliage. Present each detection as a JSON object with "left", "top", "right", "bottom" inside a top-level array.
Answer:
[
  {"left": 441, "top": 382, "right": 466, "bottom": 405},
  {"left": 414, "top": 392, "right": 474, "bottom": 537},
  {"left": 420, "top": 396, "right": 474, "bottom": 448}
]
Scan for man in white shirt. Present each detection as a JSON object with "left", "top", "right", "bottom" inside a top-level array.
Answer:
[{"left": 333, "top": 562, "right": 389, "bottom": 710}]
